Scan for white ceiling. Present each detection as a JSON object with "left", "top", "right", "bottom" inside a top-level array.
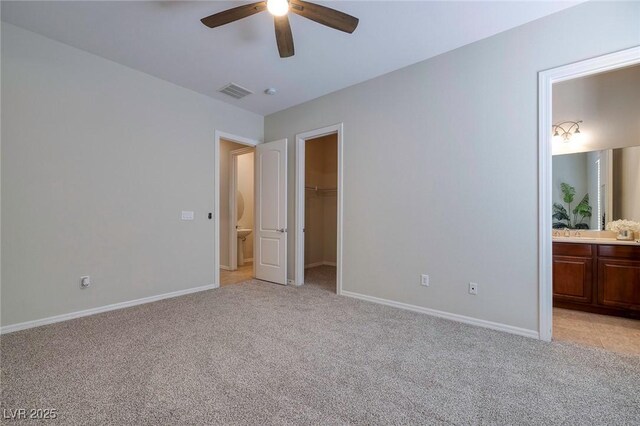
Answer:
[{"left": 1, "top": 1, "right": 580, "bottom": 116}]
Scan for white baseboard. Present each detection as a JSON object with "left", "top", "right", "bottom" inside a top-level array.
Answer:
[
  {"left": 304, "top": 261, "right": 336, "bottom": 269},
  {"left": 0, "top": 283, "right": 219, "bottom": 335},
  {"left": 340, "top": 290, "right": 539, "bottom": 340},
  {"left": 220, "top": 265, "right": 232, "bottom": 271},
  {"left": 244, "top": 258, "right": 253, "bottom": 263}
]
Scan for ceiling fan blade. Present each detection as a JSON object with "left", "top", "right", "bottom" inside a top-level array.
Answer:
[
  {"left": 289, "top": 0, "right": 358, "bottom": 34},
  {"left": 201, "top": 2, "right": 267, "bottom": 28},
  {"left": 274, "top": 15, "right": 295, "bottom": 58}
]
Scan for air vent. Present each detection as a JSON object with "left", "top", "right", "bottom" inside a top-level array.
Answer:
[{"left": 218, "top": 83, "right": 253, "bottom": 99}]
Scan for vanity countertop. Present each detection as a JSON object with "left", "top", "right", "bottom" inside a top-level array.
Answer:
[{"left": 553, "top": 236, "right": 640, "bottom": 246}]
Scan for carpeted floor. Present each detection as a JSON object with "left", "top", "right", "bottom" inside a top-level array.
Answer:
[
  {"left": 305, "top": 265, "right": 337, "bottom": 293},
  {"left": 1, "top": 266, "right": 639, "bottom": 425}
]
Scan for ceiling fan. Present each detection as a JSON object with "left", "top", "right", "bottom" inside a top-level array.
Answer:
[{"left": 200, "top": 0, "right": 359, "bottom": 58}]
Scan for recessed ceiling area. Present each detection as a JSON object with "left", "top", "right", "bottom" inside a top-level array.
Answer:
[{"left": 1, "top": 1, "right": 581, "bottom": 115}]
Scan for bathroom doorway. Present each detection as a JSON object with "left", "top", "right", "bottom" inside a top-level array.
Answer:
[
  {"left": 216, "top": 135, "right": 257, "bottom": 287},
  {"left": 538, "top": 47, "right": 640, "bottom": 351},
  {"left": 295, "top": 124, "right": 344, "bottom": 294}
]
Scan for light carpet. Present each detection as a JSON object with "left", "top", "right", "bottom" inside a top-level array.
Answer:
[{"left": 1, "top": 266, "right": 639, "bottom": 425}]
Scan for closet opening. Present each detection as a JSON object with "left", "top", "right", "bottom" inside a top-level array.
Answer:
[
  {"left": 294, "top": 124, "right": 343, "bottom": 294},
  {"left": 303, "top": 134, "right": 338, "bottom": 292}
]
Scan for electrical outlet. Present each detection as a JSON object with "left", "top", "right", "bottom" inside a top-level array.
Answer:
[
  {"left": 421, "top": 274, "right": 430, "bottom": 287},
  {"left": 80, "top": 276, "right": 91, "bottom": 289},
  {"left": 469, "top": 282, "right": 478, "bottom": 295}
]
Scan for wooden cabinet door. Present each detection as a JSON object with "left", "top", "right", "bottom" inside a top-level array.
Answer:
[
  {"left": 553, "top": 256, "right": 593, "bottom": 303},
  {"left": 598, "top": 259, "right": 640, "bottom": 311}
]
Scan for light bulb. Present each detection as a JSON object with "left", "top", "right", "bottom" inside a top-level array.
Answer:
[
  {"left": 571, "top": 131, "right": 583, "bottom": 143},
  {"left": 267, "top": 0, "right": 289, "bottom": 16}
]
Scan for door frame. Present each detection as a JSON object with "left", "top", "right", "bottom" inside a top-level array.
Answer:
[
  {"left": 294, "top": 123, "right": 344, "bottom": 294},
  {"left": 229, "top": 147, "right": 255, "bottom": 271},
  {"left": 537, "top": 46, "right": 640, "bottom": 342},
  {"left": 214, "top": 130, "right": 260, "bottom": 288}
]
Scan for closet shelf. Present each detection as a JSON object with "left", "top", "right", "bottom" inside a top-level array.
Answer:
[{"left": 305, "top": 186, "right": 337, "bottom": 192}]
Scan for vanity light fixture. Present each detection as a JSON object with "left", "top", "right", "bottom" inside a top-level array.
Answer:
[{"left": 552, "top": 120, "right": 582, "bottom": 142}]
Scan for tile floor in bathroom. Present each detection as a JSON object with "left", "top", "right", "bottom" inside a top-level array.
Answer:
[
  {"left": 553, "top": 307, "right": 640, "bottom": 356},
  {"left": 220, "top": 262, "right": 254, "bottom": 286}
]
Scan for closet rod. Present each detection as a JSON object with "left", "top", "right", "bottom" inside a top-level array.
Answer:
[{"left": 305, "top": 186, "right": 337, "bottom": 192}]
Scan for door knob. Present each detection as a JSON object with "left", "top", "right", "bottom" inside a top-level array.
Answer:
[{"left": 277, "top": 228, "right": 286, "bottom": 233}]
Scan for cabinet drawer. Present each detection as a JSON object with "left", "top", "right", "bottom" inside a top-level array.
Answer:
[
  {"left": 553, "top": 243, "right": 593, "bottom": 257},
  {"left": 598, "top": 245, "right": 640, "bottom": 260},
  {"left": 597, "top": 259, "right": 640, "bottom": 310}
]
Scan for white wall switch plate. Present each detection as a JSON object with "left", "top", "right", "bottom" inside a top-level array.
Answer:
[
  {"left": 181, "top": 211, "right": 194, "bottom": 221},
  {"left": 469, "top": 282, "right": 478, "bottom": 295},
  {"left": 421, "top": 274, "right": 430, "bottom": 287}
]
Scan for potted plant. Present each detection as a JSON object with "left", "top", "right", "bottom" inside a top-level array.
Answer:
[{"left": 552, "top": 183, "right": 592, "bottom": 229}]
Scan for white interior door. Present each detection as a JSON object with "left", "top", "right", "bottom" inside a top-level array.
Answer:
[{"left": 255, "top": 139, "right": 287, "bottom": 284}]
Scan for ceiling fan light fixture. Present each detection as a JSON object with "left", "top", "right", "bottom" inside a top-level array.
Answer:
[
  {"left": 267, "top": 0, "right": 289, "bottom": 17},
  {"left": 200, "top": 0, "right": 359, "bottom": 58}
]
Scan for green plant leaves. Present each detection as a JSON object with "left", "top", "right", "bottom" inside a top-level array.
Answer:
[
  {"left": 573, "top": 194, "right": 592, "bottom": 219},
  {"left": 553, "top": 203, "right": 570, "bottom": 228},
  {"left": 561, "top": 183, "right": 576, "bottom": 204},
  {"left": 553, "top": 183, "right": 592, "bottom": 229},
  {"left": 553, "top": 203, "right": 570, "bottom": 221}
]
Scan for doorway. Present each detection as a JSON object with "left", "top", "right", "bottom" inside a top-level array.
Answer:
[
  {"left": 220, "top": 140, "right": 255, "bottom": 286},
  {"left": 538, "top": 46, "right": 640, "bottom": 349},
  {"left": 295, "top": 124, "right": 344, "bottom": 294},
  {"left": 214, "top": 133, "right": 289, "bottom": 287},
  {"left": 214, "top": 131, "right": 259, "bottom": 287}
]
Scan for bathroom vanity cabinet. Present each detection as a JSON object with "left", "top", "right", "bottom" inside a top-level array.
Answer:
[{"left": 553, "top": 242, "right": 640, "bottom": 318}]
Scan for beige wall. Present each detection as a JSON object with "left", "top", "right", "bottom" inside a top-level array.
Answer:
[
  {"left": 237, "top": 152, "right": 254, "bottom": 260},
  {"left": 553, "top": 64, "right": 640, "bottom": 156},
  {"left": 1, "top": 24, "right": 263, "bottom": 327},
  {"left": 613, "top": 146, "right": 640, "bottom": 222},
  {"left": 265, "top": 1, "right": 640, "bottom": 333},
  {"left": 305, "top": 135, "right": 337, "bottom": 266}
]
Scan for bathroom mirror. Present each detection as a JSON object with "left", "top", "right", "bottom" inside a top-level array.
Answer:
[
  {"left": 552, "top": 145, "right": 640, "bottom": 229},
  {"left": 236, "top": 190, "right": 245, "bottom": 222}
]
